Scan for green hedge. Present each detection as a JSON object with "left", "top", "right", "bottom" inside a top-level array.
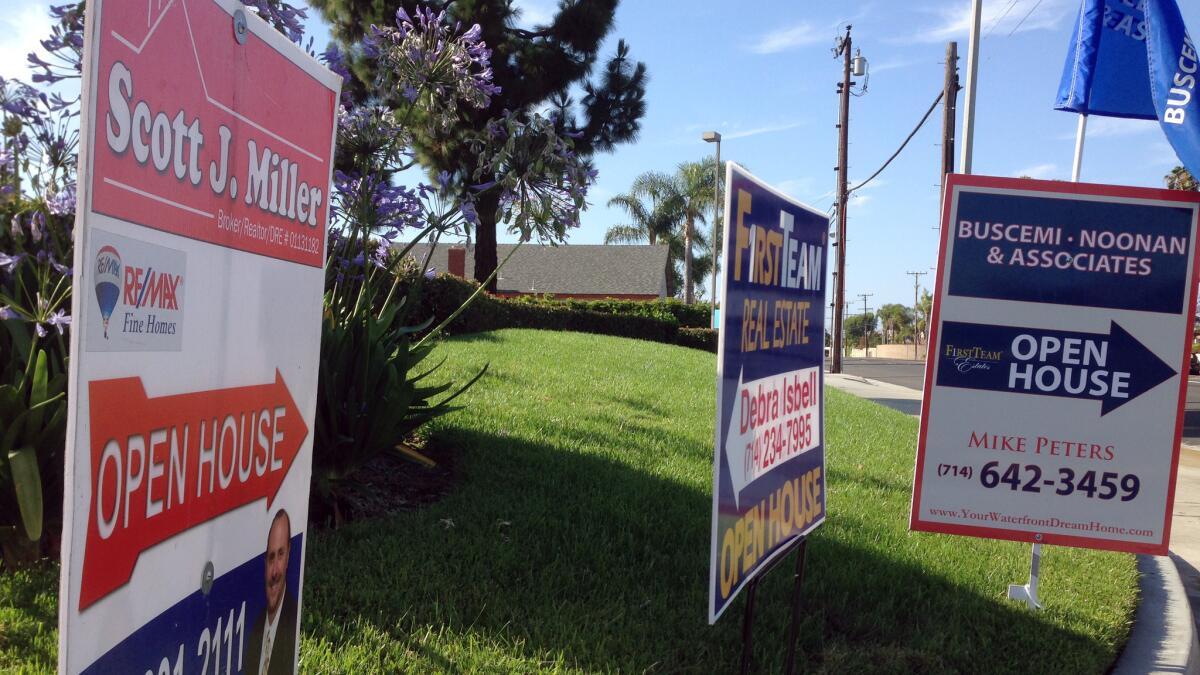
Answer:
[
  {"left": 676, "top": 327, "right": 718, "bottom": 353},
  {"left": 417, "top": 275, "right": 681, "bottom": 345},
  {"left": 509, "top": 295, "right": 713, "bottom": 328},
  {"left": 414, "top": 274, "right": 721, "bottom": 350}
]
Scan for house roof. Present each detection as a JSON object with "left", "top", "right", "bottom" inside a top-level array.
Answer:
[{"left": 405, "top": 243, "right": 669, "bottom": 297}]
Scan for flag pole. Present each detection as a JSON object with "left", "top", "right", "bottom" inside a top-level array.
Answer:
[
  {"left": 1007, "top": 113, "right": 1088, "bottom": 613},
  {"left": 959, "top": 0, "right": 983, "bottom": 174},
  {"left": 1071, "top": 114, "right": 1088, "bottom": 182}
]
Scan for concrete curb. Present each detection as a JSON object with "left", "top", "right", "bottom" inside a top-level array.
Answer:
[
  {"left": 823, "top": 371, "right": 1200, "bottom": 675},
  {"left": 1112, "top": 554, "right": 1200, "bottom": 675}
]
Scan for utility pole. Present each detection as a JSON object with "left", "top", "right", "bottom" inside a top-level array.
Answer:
[
  {"left": 857, "top": 292, "right": 873, "bottom": 357},
  {"left": 831, "top": 25, "right": 853, "bottom": 373},
  {"left": 941, "top": 41, "right": 959, "bottom": 202},
  {"left": 906, "top": 271, "right": 927, "bottom": 359}
]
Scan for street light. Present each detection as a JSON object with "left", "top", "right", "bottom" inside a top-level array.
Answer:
[{"left": 702, "top": 131, "right": 721, "bottom": 328}]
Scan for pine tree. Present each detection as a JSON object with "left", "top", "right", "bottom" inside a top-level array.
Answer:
[{"left": 310, "top": 0, "right": 648, "bottom": 289}]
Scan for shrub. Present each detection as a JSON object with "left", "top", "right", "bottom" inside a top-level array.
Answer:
[
  {"left": 676, "top": 327, "right": 717, "bottom": 353},
  {"left": 416, "top": 274, "right": 695, "bottom": 346},
  {"left": 508, "top": 295, "right": 713, "bottom": 328}
]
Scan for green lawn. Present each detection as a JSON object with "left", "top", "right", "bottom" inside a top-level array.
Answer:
[{"left": 1, "top": 329, "right": 1138, "bottom": 673}]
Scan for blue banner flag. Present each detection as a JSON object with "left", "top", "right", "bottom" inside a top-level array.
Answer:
[
  {"left": 1055, "top": 0, "right": 1156, "bottom": 119},
  {"left": 1145, "top": 0, "right": 1200, "bottom": 174},
  {"left": 1056, "top": 0, "right": 1200, "bottom": 173}
]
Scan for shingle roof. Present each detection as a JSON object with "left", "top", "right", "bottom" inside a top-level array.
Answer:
[{"left": 405, "top": 243, "right": 669, "bottom": 297}]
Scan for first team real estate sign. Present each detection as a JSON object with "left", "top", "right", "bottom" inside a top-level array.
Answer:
[
  {"left": 709, "top": 163, "right": 828, "bottom": 622},
  {"left": 58, "top": 0, "right": 340, "bottom": 672},
  {"left": 911, "top": 174, "right": 1200, "bottom": 555}
]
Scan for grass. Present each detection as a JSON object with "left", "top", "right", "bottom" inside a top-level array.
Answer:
[{"left": 1, "top": 329, "right": 1138, "bottom": 673}]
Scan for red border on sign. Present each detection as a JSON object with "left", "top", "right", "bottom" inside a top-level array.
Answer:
[{"left": 909, "top": 173, "right": 1200, "bottom": 555}]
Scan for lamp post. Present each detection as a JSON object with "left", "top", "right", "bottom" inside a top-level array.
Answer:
[{"left": 702, "top": 131, "right": 721, "bottom": 328}]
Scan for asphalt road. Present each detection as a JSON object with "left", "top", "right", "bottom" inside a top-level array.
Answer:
[{"left": 834, "top": 356, "right": 1200, "bottom": 446}]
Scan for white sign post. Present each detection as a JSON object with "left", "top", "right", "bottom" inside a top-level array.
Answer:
[{"left": 59, "top": 0, "right": 340, "bottom": 671}]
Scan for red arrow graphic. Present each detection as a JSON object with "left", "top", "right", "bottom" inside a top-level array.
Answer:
[{"left": 80, "top": 370, "right": 307, "bottom": 610}]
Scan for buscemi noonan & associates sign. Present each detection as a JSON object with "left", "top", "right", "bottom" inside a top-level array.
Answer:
[{"left": 910, "top": 174, "right": 1200, "bottom": 555}]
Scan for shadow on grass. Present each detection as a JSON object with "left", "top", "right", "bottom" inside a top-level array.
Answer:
[{"left": 301, "top": 427, "right": 1116, "bottom": 674}]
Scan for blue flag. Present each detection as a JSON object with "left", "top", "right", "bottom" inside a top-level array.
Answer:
[
  {"left": 1056, "top": 0, "right": 1200, "bottom": 173},
  {"left": 1145, "top": 0, "right": 1200, "bottom": 174},
  {"left": 1056, "top": 0, "right": 1156, "bottom": 119}
]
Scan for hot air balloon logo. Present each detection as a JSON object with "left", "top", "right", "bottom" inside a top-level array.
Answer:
[{"left": 94, "top": 246, "right": 122, "bottom": 339}]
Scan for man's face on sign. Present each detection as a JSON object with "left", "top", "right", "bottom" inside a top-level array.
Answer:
[{"left": 265, "top": 515, "right": 289, "bottom": 616}]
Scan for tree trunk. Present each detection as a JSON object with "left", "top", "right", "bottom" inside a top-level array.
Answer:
[
  {"left": 683, "top": 216, "right": 694, "bottom": 304},
  {"left": 473, "top": 190, "right": 501, "bottom": 292}
]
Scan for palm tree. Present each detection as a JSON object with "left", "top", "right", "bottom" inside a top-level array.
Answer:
[
  {"left": 1166, "top": 166, "right": 1198, "bottom": 191},
  {"left": 606, "top": 160, "right": 719, "bottom": 303},
  {"left": 673, "top": 160, "right": 717, "bottom": 304},
  {"left": 605, "top": 171, "right": 679, "bottom": 246},
  {"left": 606, "top": 171, "right": 684, "bottom": 296}
]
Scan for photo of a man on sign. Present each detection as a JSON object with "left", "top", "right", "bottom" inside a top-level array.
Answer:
[{"left": 244, "top": 510, "right": 297, "bottom": 675}]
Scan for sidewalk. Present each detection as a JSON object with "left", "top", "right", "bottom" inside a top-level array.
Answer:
[
  {"left": 825, "top": 371, "right": 1200, "bottom": 675},
  {"left": 1175, "top": 446, "right": 1200, "bottom": 631}
]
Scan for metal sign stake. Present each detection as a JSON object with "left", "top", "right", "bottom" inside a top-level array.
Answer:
[
  {"left": 738, "top": 537, "right": 809, "bottom": 674},
  {"left": 1007, "top": 541, "right": 1043, "bottom": 610}
]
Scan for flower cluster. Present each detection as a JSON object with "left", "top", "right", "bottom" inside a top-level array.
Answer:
[
  {"left": 472, "top": 112, "right": 597, "bottom": 243},
  {"left": 332, "top": 170, "right": 425, "bottom": 236},
  {"left": 46, "top": 183, "right": 75, "bottom": 216},
  {"left": 369, "top": 7, "right": 501, "bottom": 124},
  {"left": 240, "top": 0, "right": 309, "bottom": 45},
  {"left": 27, "top": 3, "right": 83, "bottom": 86},
  {"left": 1, "top": 77, "right": 80, "bottom": 201}
]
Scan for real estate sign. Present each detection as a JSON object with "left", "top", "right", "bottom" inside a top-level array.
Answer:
[
  {"left": 59, "top": 0, "right": 340, "bottom": 671},
  {"left": 709, "top": 163, "right": 828, "bottom": 623},
  {"left": 911, "top": 174, "right": 1200, "bottom": 554}
]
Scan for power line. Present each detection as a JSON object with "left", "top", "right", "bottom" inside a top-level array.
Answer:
[
  {"left": 1009, "top": 0, "right": 1045, "bottom": 36},
  {"left": 848, "top": 89, "right": 943, "bottom": 194},
  {"left": 984, "top": 0, "right": 1020, "bottom": 39}
]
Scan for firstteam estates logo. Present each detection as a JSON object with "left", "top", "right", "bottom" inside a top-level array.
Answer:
[{"left": 942, "top": 343, "right": 1002, "bottom": 374}]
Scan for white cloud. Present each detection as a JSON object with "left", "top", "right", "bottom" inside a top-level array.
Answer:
[
  {"left": 722, "top": 121, "right": 806, "bottom": 140},
  {"left": 669, "top": 120, "right": 806, "bottom": 146},
  {"left": 0, "top": 2, "right": 52, "bottom": 82},
  {"left": 870, "top": 59, "right": 918, "bottom": 73},
  {"left": 511, "top": 0, "right": 555, "bottom": 30},
  {"left": 905, "top": 0, "right": 1075, "bottom": 44},
  {"left": 748, "top": 22, "right": 824, "bottom": 55},
  {"left": 1081, "top": 116, "right": 1158, "bottom": 139},
  {"left": 775, "top": 177, "right": 816, "bottom": 198},
  {"left": 1012, "top": 163, "right": 1058, "bottom": 179}
]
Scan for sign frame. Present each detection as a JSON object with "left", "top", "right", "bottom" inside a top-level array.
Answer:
[
  {"left": 709, "top": 162, "right": 829, "bottom": 623},
  {"left": 910, "top": 173, "right": 1200, "bottom": 555}
]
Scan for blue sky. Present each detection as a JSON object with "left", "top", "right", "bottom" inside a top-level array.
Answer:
[{"left": 6, "top": 0, "right": 1200, "bottom": 314}]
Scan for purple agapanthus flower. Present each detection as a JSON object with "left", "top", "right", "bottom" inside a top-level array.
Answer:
[
  {"left": 0, "top": 252, "right": 23, "bottom": 272},
  {"left": 36, "top": 309, "right": 70, "bottom": 337},
  {"left": 460, "top": 200, "right": 479, "bottom": 226},
  {"left": 0, "top": 306, "right": 17, "bottom": 320},
  {"left": 47, "top": 183, "right": 76, "bottom": 215},
  {"left": 240, "top": 0, "right": 307, "bottom": 44},
  {"left": 29, "top": 211, "right": 44, "bottom": 243}
]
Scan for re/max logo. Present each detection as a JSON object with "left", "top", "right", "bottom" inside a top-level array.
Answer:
[{"left": 123, "top": 267, "right": 182, "bottom": 310}]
